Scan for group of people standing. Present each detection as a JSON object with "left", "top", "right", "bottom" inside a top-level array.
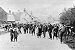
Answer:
[{"left": 3, "top": 22, "right": 75, "bottom": 43}]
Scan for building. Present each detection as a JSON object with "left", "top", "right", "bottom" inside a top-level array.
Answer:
[
  {"left": 0, "top": 7, "right": 7, "bottom": 24},
  {"left": 7, "top": 10, "right": 15, "bottom": 23}
]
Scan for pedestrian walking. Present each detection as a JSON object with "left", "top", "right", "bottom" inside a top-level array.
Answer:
[
  {"left": 9, "top": 27, "right": 14, "bottom": 42},
  {"left": 13, "top": 28, "right": 19, "bottom": 42}
]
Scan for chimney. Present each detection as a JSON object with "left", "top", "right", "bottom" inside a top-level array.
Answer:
[{"left": 9, "top": 10, "right": 11, "bottom": 14}]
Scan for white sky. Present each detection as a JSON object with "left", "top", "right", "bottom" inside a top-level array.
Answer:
[{"left": 0, "top": 0, "right": 75, "bottom": 20}]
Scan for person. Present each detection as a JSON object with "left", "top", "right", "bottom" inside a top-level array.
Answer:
[
  {"left": 32, "top": 25, "right": 35, "bottom": 36},
  {"left": 60, "top": 25, "right": 66, "bottom": 44},
  {"left": 26, "top": 24, "right": 29, "bottom": 33},
  {"left": 5, "top": 25, "right": 8, "bottom": 31},
  {"left": 42, "top": 25, "right": 47, "bottom": 38},
  {"left": 66, "top": 26, "right": 71, "bottom": 36},
  {"left": 9, "top": 27, "right": 14, "bottom": 42},
  {"left": 48, "top": 24, "right": 53, "bottom": 39},
  {"left": 29, "top": 24, "right": 32, "bottom": 34},
  {"left": 52, "top": 25, "right": 59, "bottom": 40},
  {"left": 18, "top": 25, "right": 22, "bottom": 34},
  {"left": 23, "top": 25, "right": 26, "bottom": 34},
  {"left": 13, "top": 28, "right": 19, "bottom": 42},
  {"left": 37, "top": 25, "right": 42, "bottom": 38}
]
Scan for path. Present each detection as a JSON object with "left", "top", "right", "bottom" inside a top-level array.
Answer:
[{"left": 0, "top": 32, "right": 72, "bottom": 50}]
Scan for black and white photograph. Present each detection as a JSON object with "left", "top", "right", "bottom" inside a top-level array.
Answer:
[{"left": 0, "top": 0, "right": 75, "bottom": 50}]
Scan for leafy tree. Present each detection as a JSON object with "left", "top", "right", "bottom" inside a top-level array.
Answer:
[{"left": 60, "top": 7, "right": 75, "bottom": 27}]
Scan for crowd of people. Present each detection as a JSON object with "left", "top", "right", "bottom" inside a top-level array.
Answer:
[{"left": 3, "top": 22, "right": 75, "bottom": 44}]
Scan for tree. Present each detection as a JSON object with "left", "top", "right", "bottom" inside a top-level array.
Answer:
[{"left": 60, "top": 7, "right": 75, "bottom": 27}]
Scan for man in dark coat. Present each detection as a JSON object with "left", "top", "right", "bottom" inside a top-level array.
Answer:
[
  {"left": 13, "top": 28, "right": 19, "bottom": 42},
  {"left": 9, "top": 27, "right": 14, "bottom": 42},
  {"left": 37, "top": 25, "right": 42, "bottom": 38},
  {"left": 26, "top": 24, "right": 29, "bottom": 33},
  {"left": 48, "top": 24, "right": 53, "bottom": 39},
  {"left": 29, "top": 24, "right": 33, "bottom": 34}
]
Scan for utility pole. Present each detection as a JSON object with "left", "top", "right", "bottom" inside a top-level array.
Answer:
[{"left": 23, "top": 8, "right": 33, "bottom": 20}]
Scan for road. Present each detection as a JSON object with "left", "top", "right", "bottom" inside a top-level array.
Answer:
[{"left": 0, "top": 31, "right": 72, "bottom": 50}]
